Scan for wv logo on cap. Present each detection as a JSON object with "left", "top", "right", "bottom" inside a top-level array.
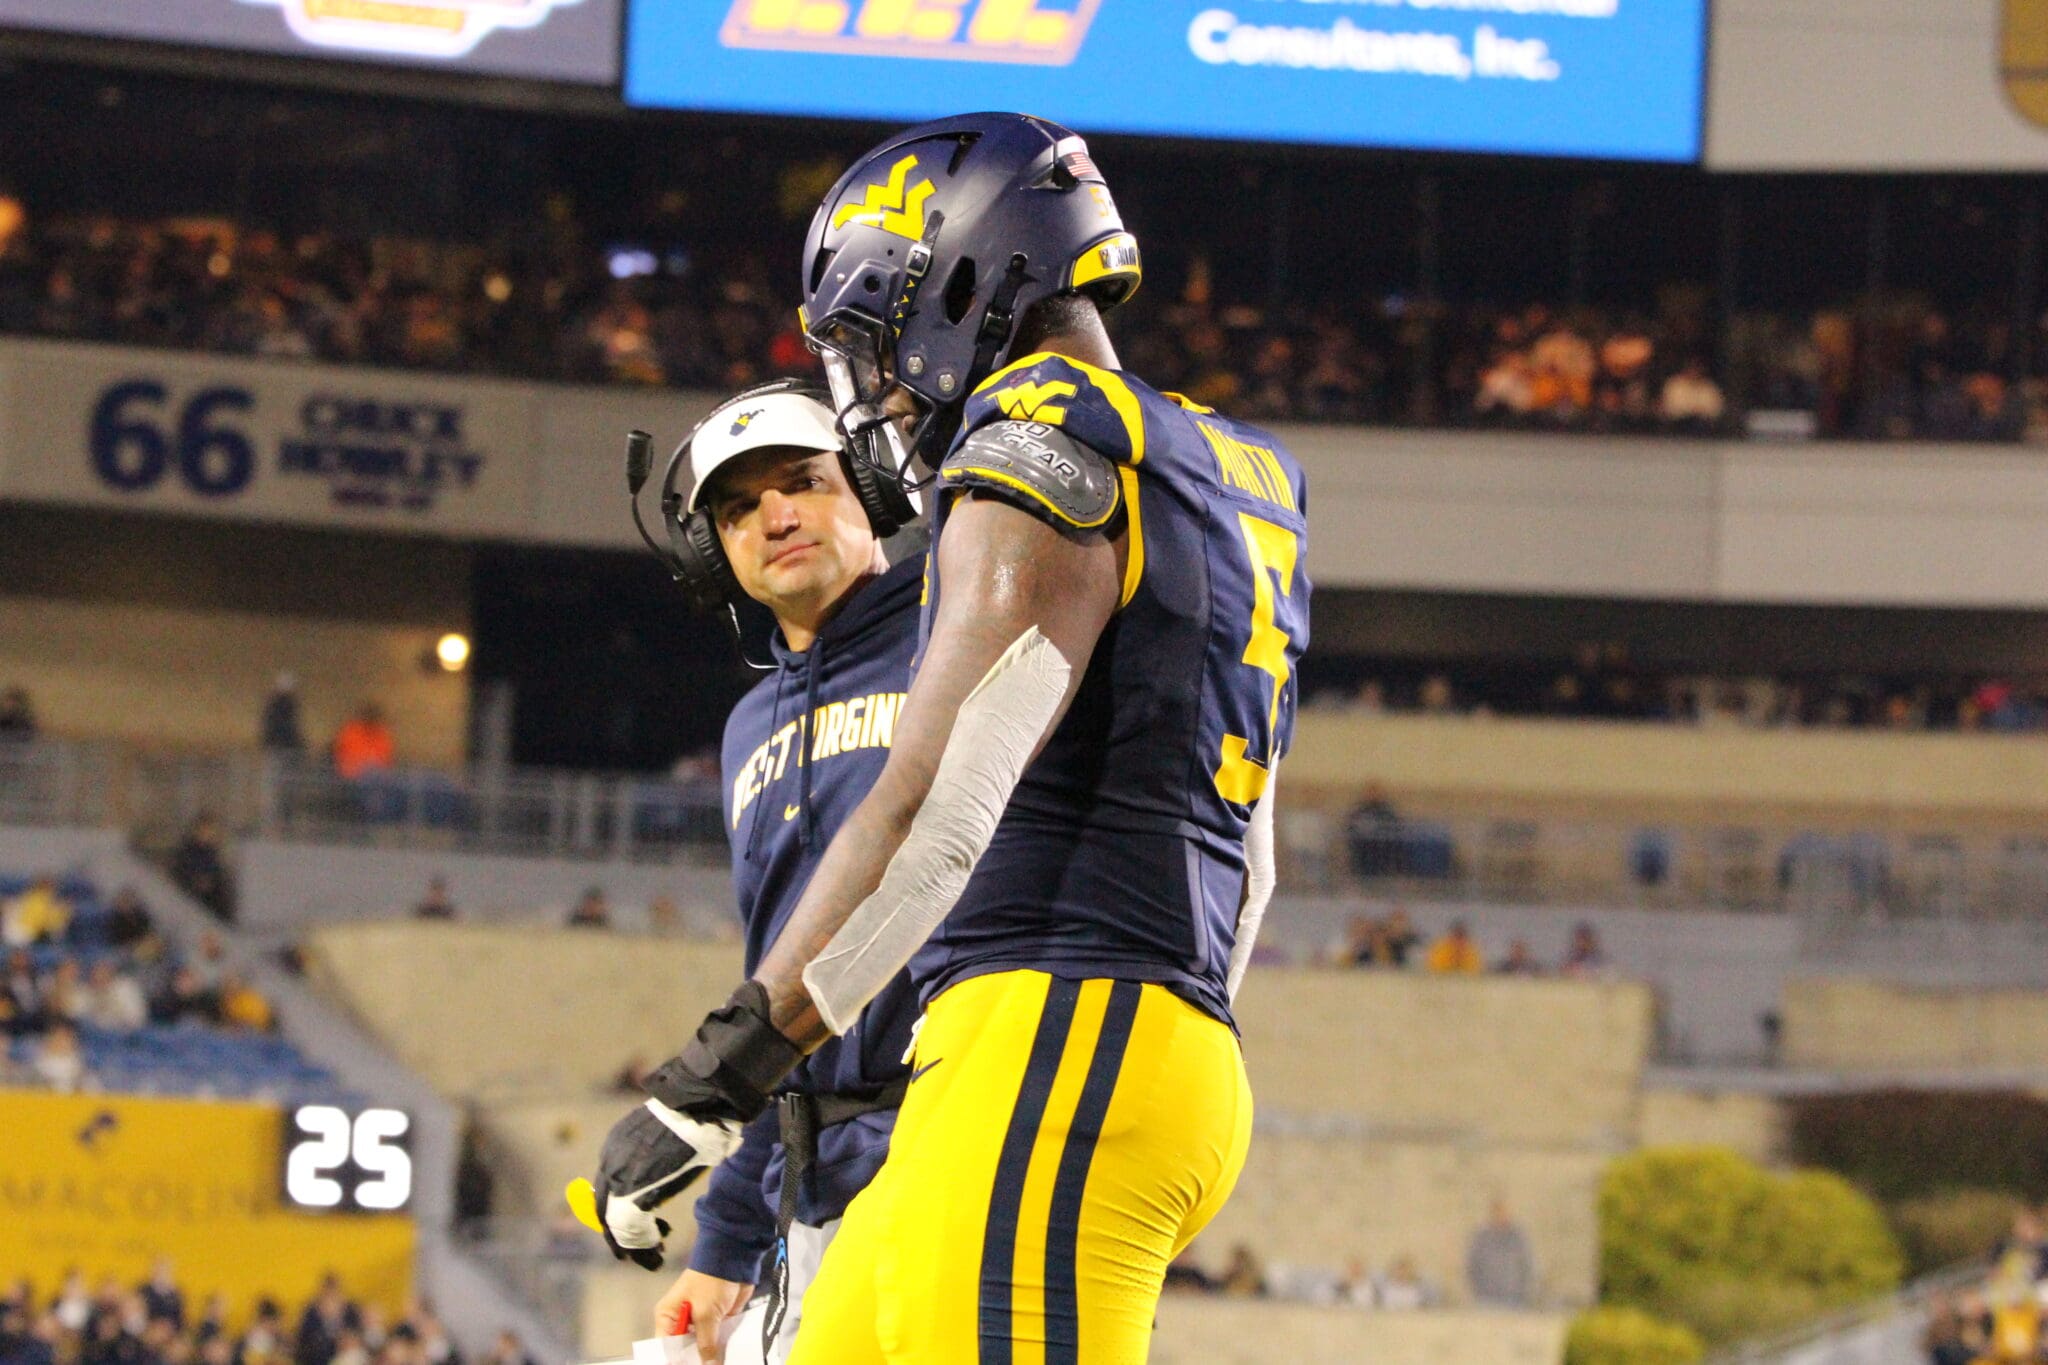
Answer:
[
  {"left": 830, "top": 155, "right": 935, "bottom": 243},
  {"left": 730, "top": 409, "right": 764, "bottom": 436}
]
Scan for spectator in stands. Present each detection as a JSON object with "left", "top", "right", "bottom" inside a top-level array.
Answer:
[
  {"left": 217, "top": 972, "right": 275, "bottom": 1033},
  {"left": 30, "top": 1021, "right": 86, "bottom": 1091},
  {"left": 41, "top": 958, "right": 84, "bottom": 1023},
  {"left": 1375, "top": 1256, "right": 1438, "bottom": 1310},
  {"left": 79, "top": 958, "right": 147, "bottom": 1031},
  {"left": 3, "top": 875, "right": 72, "bottom": 946},
  {"left": 1466, "top": 1199, "right": 1535, "bottom": 1307},
  {"left": 412, "top": 877, "right": 456, "bottom": 921},
  {"left": 150, "top": 965, "right": 219, "bottom": 1026},
  {"left": 170, "top": 815, "right": 234, "bottom": 922},
  {"left": 644, "top": 893, "right": 681, "bottom": 936},
  {"left": 481, "top": 1331, "right": 536, "bottom": 1365},
  {"left": 1162, "top": 1248, "right": 1216, "bottom": 1295},
  {"left": 4, "top": 947, "right": 42, "bottom": 1031},
  {"left": 139, "top": 1261, "right": 183, "bottom": 1331},
  {"left": 260, "top": 672, "right": 305, "bottom": 757},
  {"left": 1346, "top": 783, "right": 1405, "bottom": 878},
  {"left": 1333, "top": 913, "right": 1377, "bottom": 967},
  {"left": 1659, "top": 358, "right": 1726, "bottom": 431},
  {"left": 330, "top": 702, "right": 395, "bottom": 780},
  {"left": 1417, "top": 673, "right": 1457, "bottom": 715},
  {"left": 1493, "top": 940, "right": 1541, "bottom": 976},
  {"left": 1560, "top": 921, "right": 1610, "bottom": 977},
  {"left": 190, "top": 931, "right": 229, "bottom": 989},
  {"left": 564, "top": 886, "right": 610, "bottom": 930},
  {"left": 1923, "top": 1291, "right": 1980, "bottom": 1365},
  {"left": 51, "top": 1273, "right": 91, "bottom": 1334},
  {"left": 1218, "top": 1243, "right": 1268, "bottom": 1298},
  {"left": 1426, "top": 919, "right": 1485, "bottom": 974},
  {"left": 294, "top": 1276, "right": 359, "bottom": 1365},
  {"left": 0, "top": 686, "right": 33, "bottom": 740},
  {"left": 0, "top": 1302, "right": 58, "bottom": 1365},
  {"left": 1376, "top": 907, "right": 1420, "bottom": 968},
  {"left": 242, "top": 1300, "right": 288, "bottom": 1365},
  {"left": 103, "top": 887, "right": 155, "bottom": 949}
]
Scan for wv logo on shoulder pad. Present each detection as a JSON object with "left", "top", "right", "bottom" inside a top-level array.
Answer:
[
  {"left": 830, "top": 155, "right": 935, "bottom": 242},
  {"left": 722, "top": 0, "right": 1102, "bottom": 67},
  {"left": 992, "top": 380, "right": 1078, "bottom": 424}
]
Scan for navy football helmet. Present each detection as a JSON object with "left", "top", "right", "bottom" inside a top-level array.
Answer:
[{"left": 800, "top": 112, "right": 1142, "bottom": 478}]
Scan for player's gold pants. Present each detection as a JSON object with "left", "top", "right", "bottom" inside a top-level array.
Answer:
[{"left": 786, "top": 969, "right": 1252, "bottom": 1365}]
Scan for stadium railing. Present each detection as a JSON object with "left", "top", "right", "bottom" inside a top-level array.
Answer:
[
  {"left": 1322, "top": 818, "right": 2048, "bottom": 928},
  {"left": 0, "top": 738, "right": 117, "bottom": 827},
  {"left": 1702, "top": 1259, "right": 1984, "bottom": 1365},
  {"left": 1, "top": 736, "right": 727, "bottom": 861}
]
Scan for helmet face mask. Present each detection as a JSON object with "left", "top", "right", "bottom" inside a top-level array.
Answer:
[
  {"left": 807, "top": 311, "right": 929, "bottom": 506},
  {"left": 801, "top": 113, "right": 1142, "bottom": 472}
]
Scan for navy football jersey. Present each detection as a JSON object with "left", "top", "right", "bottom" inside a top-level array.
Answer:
[{"left": 912, "top": 352, "right": 1311, "bottom": 1026}]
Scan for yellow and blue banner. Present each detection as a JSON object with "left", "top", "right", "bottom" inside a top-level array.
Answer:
[{"left": 0, "top": 1091, "right": 414, "bottom": 1314}]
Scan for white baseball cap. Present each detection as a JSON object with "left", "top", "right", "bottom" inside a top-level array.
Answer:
[{"left": 687, "top": 388, "right": 843, "bottom": 513}]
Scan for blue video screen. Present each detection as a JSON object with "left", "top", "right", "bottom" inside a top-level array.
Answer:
[{"left": 626, "top": 0, "right": 1706, "bottom": 164}]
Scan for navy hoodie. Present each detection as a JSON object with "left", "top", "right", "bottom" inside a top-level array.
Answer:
[{"left": 688, "top": 553, "right": 924, "bottom": 1284}]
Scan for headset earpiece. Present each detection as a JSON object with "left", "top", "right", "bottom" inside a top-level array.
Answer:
[
  {"left": 666, "top": 501, "right": 740, "bottom": 615},
  {"left": 844, "top": 452, "right": 916, "bottom": 539}
]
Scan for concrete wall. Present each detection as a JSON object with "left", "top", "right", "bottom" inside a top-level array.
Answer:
[
  {"left": 1782, "top": 978, "right": 2048, "bottom": 1073},
  {"left": 1635, "top": 1087, "right": 1785, "bottom": 1166},
  {"left": 303, "top": 924, "right": 745, "bottom": 1100},
  {"left": 1152, "top": 1298, "right": 1567, "bottom": 1365},
  {"left": 1288, "top": 712, "right": 2048, "bottom": 823},
  {"left": 240, "top": 839, "right": 739, "bottom": 934},
  {"left": 1203, "top": 1133, "right": 1604, "bottom": 1307},
  {"left": 1235, "top": 967, "right": 1653, "bottom": 1147}
]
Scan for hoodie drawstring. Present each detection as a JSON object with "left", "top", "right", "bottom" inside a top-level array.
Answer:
[
  {"left": 798, "top": 635, "right": 825, "bottom": 848},
  {"left": 744, "top": 661, "right": 796, "bottom": 867}
]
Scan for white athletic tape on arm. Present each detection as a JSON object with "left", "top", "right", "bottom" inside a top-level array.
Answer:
[
  {"left": 1226, "top": 763, "right": 1278, "bottom": 1002},
  {"left": 802, "top": 627, "right": 1072, "bottom": 1035}
]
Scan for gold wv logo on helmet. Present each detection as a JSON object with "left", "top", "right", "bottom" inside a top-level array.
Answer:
[{"left": 830, "top": 155, "right": 936, "bottom": 242}]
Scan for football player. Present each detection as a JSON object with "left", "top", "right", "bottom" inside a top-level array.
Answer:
[{"left": 593, "top": 115, "right": 1308, "bottom": 1363}]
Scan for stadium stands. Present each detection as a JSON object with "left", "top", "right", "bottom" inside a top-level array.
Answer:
[{"left": 0, "top": 868, "right": 352, "bottom": 1105}]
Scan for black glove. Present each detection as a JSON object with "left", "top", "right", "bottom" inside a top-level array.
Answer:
[{"left": 594, "top": 981, "right": 807, "bottom": 1271}]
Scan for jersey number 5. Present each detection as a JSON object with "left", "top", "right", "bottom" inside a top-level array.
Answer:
[{"left": 1214, "top": 511, "right": 1300, "bottom": 806}]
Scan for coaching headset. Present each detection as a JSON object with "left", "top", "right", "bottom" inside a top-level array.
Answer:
[{"left": 627, "top": 378, "right": 919, "bottom": 619}]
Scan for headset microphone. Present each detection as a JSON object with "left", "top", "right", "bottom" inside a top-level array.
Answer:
[
  {"left": 626, "top": 429, "right": 653, "bottom": 495},
  {"left": 625, "top": 430, "right": 670, "bottom": 563}
]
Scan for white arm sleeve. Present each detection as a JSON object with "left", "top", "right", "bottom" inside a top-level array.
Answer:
[
  {"left": 802, "top": 627, "right": 1071, "bottom": 1035},
  {"left": 1226, "top": 763, "right": 1278, "bottom": 1002}
]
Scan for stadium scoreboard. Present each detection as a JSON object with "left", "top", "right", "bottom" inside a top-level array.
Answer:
[
  {"left": 626, "top": 0, "right": 1707, "bottom": 163},
  {"left": 0, "top": 0, "right": 622, "bottom": 83}
]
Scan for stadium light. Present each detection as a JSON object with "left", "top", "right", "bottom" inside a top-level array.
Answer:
[{"left": 435, "top": 632, "right": 471, "bottom": 672}]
